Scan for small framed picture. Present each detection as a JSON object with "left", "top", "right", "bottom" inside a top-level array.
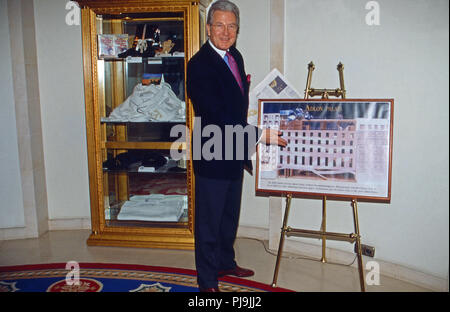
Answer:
[{"left": 98, "top": 34, "right": 129, "bottom": 59}]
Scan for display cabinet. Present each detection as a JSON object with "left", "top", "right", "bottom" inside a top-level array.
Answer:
[{"left": 75, "top": 0, "right": 211, "bottom": 249}]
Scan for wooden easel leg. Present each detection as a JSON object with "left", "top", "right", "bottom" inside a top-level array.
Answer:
[
  {"left": 271, "top": 194, "right": 292, "bottom": 288},
  {"left": 321, "top": 196, "right": 327, "bottom": 263},
  {"left": 351, "top": 199, "right": 366, "bottom": 292}
]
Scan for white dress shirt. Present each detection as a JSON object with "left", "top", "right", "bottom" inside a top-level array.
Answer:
[{"left": 208, "top": 39, "right": 227, "bottom": 59}]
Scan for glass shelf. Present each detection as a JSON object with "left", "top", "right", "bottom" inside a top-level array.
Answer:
[
  {"left": 102, "top": 55, "right": 185, "bottom": 62},
  {"left": 105, "top": 196, "right": 189, "bottom": 228},
  {"left": 102, "top": 148, "right": 188, "bottom": 228},
  {"left": 104, "top": 171, "right": 188, "bottom": 227},
  {"left": 103, "top": 157, "right": 187, "bottom": 174},
  {"left": 103, "top": 122, "right": 186, "bottom": 143},
  {"left": 100, "top": 120, "right": 185, "bottom": 124}
]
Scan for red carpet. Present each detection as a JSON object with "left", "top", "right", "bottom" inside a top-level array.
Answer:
[{"left": 0, "top": 263, "right": 293, "bottom": 292}]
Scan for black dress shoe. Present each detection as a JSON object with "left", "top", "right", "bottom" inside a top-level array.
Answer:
[
  {"left": 218, "top": 265, "right": 254, "bottom": 278},
  {"left": 199, "top": 287, "right": 220, "bottom": 292}
]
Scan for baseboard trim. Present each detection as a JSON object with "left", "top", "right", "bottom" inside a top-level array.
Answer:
[
  {"left": 237, "top": 225, "right": 269, "bottom": 241},
  {"left": 238, "top": 225, "right": 448, "bottom": 292},
  {"left": 48, "top": 218, "right": 91, "bottom": 231},
  {"left": 0, "top": 226, "right": 37, "bottom": 240}
]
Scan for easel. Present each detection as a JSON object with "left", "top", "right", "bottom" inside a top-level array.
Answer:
[{"left": 271, "top": 62, "right": 366, "bottom": 292}]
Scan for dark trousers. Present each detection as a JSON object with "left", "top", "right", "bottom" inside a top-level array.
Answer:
[{"left": 194, "top": 173, "right": 243, "bottom": 289}]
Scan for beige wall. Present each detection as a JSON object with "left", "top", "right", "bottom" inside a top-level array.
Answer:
[
  {"left": 0, "top": 0, "right": 49, "bottom": 238},
  {"left": 234, "top": 0, "right": 449, "bottom": 284},
  {"left": 1, "top": 0, "right": 448, "bottom": 289},
  {"left": 284, "top": 0, "right": 449, "bottom": 281},
  {"left": 34, "top": 0, "right": 90, "bottom": 221},
  {"left": 0, "top": 0, "right": 25, "bottom": 229}
]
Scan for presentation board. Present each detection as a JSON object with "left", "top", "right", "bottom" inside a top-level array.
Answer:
[{"left": 256, "top": 99, "right": 394, "bottom": 202}]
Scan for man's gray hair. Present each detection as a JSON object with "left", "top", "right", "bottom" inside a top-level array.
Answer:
[{"left": 207, "top": 0, "right": 240, "bottom": 29}]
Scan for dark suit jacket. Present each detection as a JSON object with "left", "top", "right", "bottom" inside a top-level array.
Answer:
[{"left": 187, "top": 42, "right": 261, "bottom": 180}]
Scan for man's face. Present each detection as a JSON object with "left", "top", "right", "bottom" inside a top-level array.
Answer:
[{"left": 207, "top": 10, "right": 238, "bottom": 51}]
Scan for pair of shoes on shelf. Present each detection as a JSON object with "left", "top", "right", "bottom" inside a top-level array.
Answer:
[{"left": 218, "top": 265, "right": 254, "bottom": 278}]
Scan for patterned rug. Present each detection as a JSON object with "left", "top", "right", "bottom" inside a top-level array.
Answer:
[{"left": 0, "top": 263, "right": 293, "bottom": 292}]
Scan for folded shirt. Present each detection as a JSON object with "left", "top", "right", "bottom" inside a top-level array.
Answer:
[
  {"left": 103, "top": 82, "right": 185, "bottom": 122},
  {"left": 117, "top": 194, "right": 186, "bottom": 222}
]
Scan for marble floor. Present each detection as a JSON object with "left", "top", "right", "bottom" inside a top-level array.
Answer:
[{"left": 0, "top": 230, "right": 432, "bottom": 292}]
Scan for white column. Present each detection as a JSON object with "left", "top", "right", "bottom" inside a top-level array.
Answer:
[{"left": 0, "top": 0, "right": 48, "bottom": 239}]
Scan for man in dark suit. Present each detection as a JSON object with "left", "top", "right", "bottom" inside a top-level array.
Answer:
[{"left": 187, "top": 0, "right": 286, "bottom": 292}]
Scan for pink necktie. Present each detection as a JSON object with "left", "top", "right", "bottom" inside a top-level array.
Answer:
[{"left": 225, "top": 51, "right": 244, "bottom": 94}]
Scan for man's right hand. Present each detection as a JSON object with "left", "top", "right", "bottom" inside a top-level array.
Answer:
[{"left": 260, "top": 128, "right": 287, "bottom": 147}]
